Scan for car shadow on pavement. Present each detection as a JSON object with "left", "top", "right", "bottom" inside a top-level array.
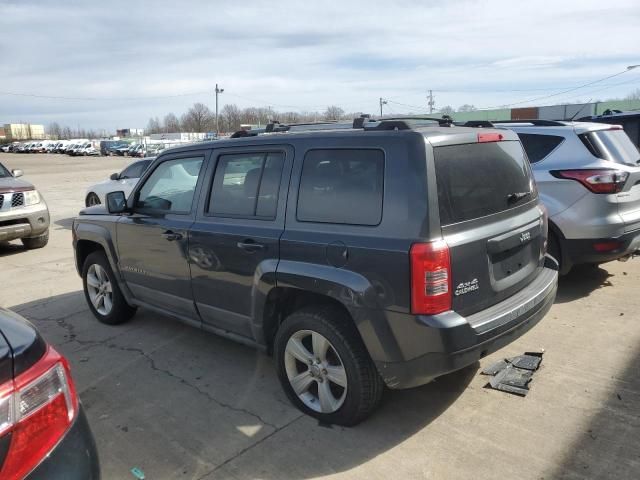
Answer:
[
  {"left": 0, "top": 241, "right": 26, "bottom": 257},
  {"left": 549, "top": 343, "right": 640, "bottom": 479},
  {"left": 11, "top": 291, "right": 477, "bottom": 480},
  {"left": 555, "top": 264, "right": 614, "bottom": 304},
  {"left": 54, "top": 217, "right": 75, "bottom": 230}
]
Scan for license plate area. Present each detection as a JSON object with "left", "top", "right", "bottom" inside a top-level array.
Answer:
[{"left": 490, "top": 243, "right": 536, "bottom": 281}]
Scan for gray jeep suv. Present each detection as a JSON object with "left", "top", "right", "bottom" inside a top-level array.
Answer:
[{"left": 72, "top": 118, "right": 558, "bottom": 425}]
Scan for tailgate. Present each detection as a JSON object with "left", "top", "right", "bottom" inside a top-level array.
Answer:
[{"left": 433, "top": 140, "right": 546, "bottom": 317}]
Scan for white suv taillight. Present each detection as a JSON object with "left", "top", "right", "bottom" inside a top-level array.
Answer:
[
  {"left": 551, "top": 169, "right": 629, "bottom": 194},
  {"left": 410, "top": 240, "right": 452, "bottom": 315},
  {"left": 0, "top": 346, "right": 78, "bottom": 479}
]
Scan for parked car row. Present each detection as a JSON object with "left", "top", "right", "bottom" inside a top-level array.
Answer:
[
  {"left": 105, "top": 142, "right": 166, "bottom": 158},
  {"left": 1, "top": 140, "right": 100, "bottom": 156}
]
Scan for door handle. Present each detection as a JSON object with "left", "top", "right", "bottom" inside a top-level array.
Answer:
[
  {"left": 161, "top": 230, "right": 183, "bottom": 241},
  {"left": 237, "top": 240, "right": 265, "bottom": 252}
]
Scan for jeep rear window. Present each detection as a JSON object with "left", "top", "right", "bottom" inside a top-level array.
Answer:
[
  {"left": 434, "top": 141, "right": 534, "bottom": 225},
  {"left": 579, "top": 129, "right": 640, "bottom": 166},
  {"left": 297, "top": 149, "right": 384, "bottom": 226}
]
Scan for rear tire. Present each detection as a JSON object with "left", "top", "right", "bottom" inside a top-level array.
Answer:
[
  {"left": 21, "top": 230, "right": 49, "bottom": 249},
  {"left": 274, "top": 306, "right": 384, "bottom": 426},
  {"left": 82, "top": 250, "right": 136, "bottom": 325}
]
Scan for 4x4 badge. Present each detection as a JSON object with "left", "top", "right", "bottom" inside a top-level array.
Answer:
[
  {"left": 520, "top": 231, "right": 531, "bottom": 243},
  {"left": 455, "top": 279, "right": 479, "bottom": 296}
]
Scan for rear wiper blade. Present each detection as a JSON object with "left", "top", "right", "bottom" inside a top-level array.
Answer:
[{"left": 507, "top": 191, "right": 531, "bottom": 204}]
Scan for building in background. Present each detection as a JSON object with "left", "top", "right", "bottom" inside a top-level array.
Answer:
[
  {"left": 3, "top": 123, "right": 46, "bottom": 140},
  {"left": 444, "top": 99, "right": 640, "bottom": 123},
  {"left": 0, "top": 127, "right": 5, "bottom": 140},
  {"left": 116, "top": 128, "right": 144, "bottom": 137}
]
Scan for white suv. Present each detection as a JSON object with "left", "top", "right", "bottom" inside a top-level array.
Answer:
[{"left": 494, "top": 120, "right": 640, "bottom": 274}]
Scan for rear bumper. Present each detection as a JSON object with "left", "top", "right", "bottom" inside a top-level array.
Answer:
[
  {"left": 0, "top": 202, "right": 50, "bottom": 242},
  {"left": 561, "top": 229, "right": 640, "bottom": 269},
  {"left": 26, "top": 404, "right": 100, "bottom": 480},
  {"left": 374, "top": 256, "right": 558, "bottom": 389}
]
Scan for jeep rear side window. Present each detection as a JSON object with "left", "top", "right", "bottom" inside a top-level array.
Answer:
[
  {"left": 297, "top": 149, "right": 384, "bottom": 226},
  {"left": 136, "top": 156, "right": 204, "bottom": 213},
  {"left": 435, "top": 142, "right": 534, "bottom": 225},
  {"left": 517, "top": 133, "right": 564, "bottom": 163},
  {"left": 209, "top": 152, "right": 284, "bottom": 219}
]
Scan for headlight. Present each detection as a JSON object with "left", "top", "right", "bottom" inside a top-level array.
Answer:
[{"left": 23, "top": 190, "right": 41, "bottom": 206}]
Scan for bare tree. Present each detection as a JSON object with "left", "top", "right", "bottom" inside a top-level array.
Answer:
[
  {"left": 61, "top": 126, "right": 72, "bottom": 139},
  {"left": 458, "top": 104, "right": 477, "bottom": 112},
  {"left": 163, "top": 113, "right": 180, "bottom": 133},
  {"left": 146, "top": 117, "right": 161, "bottom": 134},
  {"left": 181, "top": 103, "right": 213, "bottom": 132},
  {"left": 47, "top": 122, "right": 62, "bottom": 139},
  {"left": 221, "top": 104, "right": 242, "bottom": 132},
  {"left": 439, "top": 105, "right": 455, "bottom": 116},
  {"left": 324, "top": 106, "right": 345, "bottom": 121},
  {"left": 625, "top": 89, "right": 640, "bottom": 100}
]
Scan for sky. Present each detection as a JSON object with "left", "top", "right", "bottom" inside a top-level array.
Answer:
[{"left": 1, "top": 0, "right": 639, "bottom": 132}]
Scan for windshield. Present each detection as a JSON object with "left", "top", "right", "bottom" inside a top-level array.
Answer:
[
  {"left": 580, "top": 129, "right": 640, "bottom": 166},
  {"left": 0, "top": 162, "right": 10, "bottom": 178}
]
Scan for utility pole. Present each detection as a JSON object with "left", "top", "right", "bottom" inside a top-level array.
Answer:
[
  {"left": 215, "top": 83, "right": 224, "bottom": 137},
  {"left": 427, "top": 90, "right": 435, "bottom": 114},
  {"left": 379, "top": 97, "right": 388, "bottom": 117}
]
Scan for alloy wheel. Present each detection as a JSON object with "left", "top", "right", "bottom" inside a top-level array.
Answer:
[
  {"left": 86, "top": 264, "right": 113, "bottom": 316},
  {"left": 284, "top": 330, "right": 348, "bottom": 413}
]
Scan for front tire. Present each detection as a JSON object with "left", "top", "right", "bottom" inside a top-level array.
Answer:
[
  {"left": 274, "top": 306, "right": 384, "bottom": 426},
  {"left": 82, "top": 251, "right": 136, "bottom": 325},
  {"left": 21, "top": 230, "right": 49, "bottom": 249}
]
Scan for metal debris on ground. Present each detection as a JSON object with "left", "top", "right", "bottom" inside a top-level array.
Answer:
[
  {"left": 131, "top": 467, "right": 145, "bottom": 479},
  {"left": 481, "top": 352, "right": 543, "bottom": 396}
]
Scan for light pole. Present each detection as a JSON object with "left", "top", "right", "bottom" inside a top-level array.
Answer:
[
  {"left": 215, "top": 83, "right": 224, "bottom": 137},
  {"left": 379, "top": 97, "right": 388, "bottom": 117}
]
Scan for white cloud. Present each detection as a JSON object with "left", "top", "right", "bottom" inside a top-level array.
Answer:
[{"left": 0, "top": 0, "right": 638, "bottom": 129}]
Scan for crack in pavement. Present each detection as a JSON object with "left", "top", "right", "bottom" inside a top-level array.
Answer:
[
  {"left": 99, "top": 342, "right": 280, "bottom": 430},
  {"left": 195, "top": 413, "right": 305, "bottom": 480}
]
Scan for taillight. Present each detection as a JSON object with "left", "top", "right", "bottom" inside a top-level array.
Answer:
[
  {"left": 551, "top": 169, "right": 629, "bottom": 194},
  {"left": 410, "top": 240, "right": 452, "bottom": 315},
  {"left": 593, "top": 241, "right": 621, "bottom": 252},
  {"left": 478, "top": 132, "right": 504, "bottom": 143},
  {"left": 0, "top": 346, "right": 78, "bottom": 480}
]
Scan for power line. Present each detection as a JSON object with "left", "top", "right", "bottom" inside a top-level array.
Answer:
[{"left": 489, "top": 67, "right": 638, "bottom": 109}]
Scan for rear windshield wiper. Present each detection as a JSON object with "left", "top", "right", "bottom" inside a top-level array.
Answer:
[{"left": 507, "top": 191, "right": 531, "bottom": 205}]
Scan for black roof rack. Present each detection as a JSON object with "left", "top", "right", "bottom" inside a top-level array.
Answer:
[
  {"left": 462, "top": 120, "right": 495, "bottom": 128},
  {"left": 378, "top": 115, "right": 454, "bottom": 127},
  {"left": 228, "top": 114, "right": 462, "bottom": 139},
  {"left": 488, "top": 119, "right": 567, "bottom": 127}
]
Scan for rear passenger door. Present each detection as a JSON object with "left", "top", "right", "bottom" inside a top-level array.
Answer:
[{"left": 190, "top": 146, "right": 292, "bottom": 338}]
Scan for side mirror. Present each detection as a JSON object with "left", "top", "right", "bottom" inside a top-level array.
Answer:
[
  {"left": 12, "top": 169, "right": 23, "bottom": 178},
  {"left": 110, "top": 172, "right": 119, "bottom": 180},
  {"left": 106, "top": 191, "right": 128, "bottom": 214}
]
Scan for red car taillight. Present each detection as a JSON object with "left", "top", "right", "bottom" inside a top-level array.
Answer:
[
  {"left": 410, "top": 240, "right": 452, "bottom": 315},
  {"left": 551, "top": 169, "right": 629, "bottom": 194},
  {"left": 0, "top": 346, "right": 78, "bottom": 480}
]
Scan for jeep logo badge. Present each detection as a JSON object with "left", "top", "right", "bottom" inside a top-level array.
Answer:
[{"left": 520, "top": 231, "right": 531, "bottom": 243}]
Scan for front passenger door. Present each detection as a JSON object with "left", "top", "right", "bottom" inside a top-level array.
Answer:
[{"left": 116, "top": 152, "right": 207, "bottom": 321}]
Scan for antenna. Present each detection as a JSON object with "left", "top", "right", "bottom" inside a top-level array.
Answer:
[{"left": 569, "top": 99, "right": 593, "bottom": 121}]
